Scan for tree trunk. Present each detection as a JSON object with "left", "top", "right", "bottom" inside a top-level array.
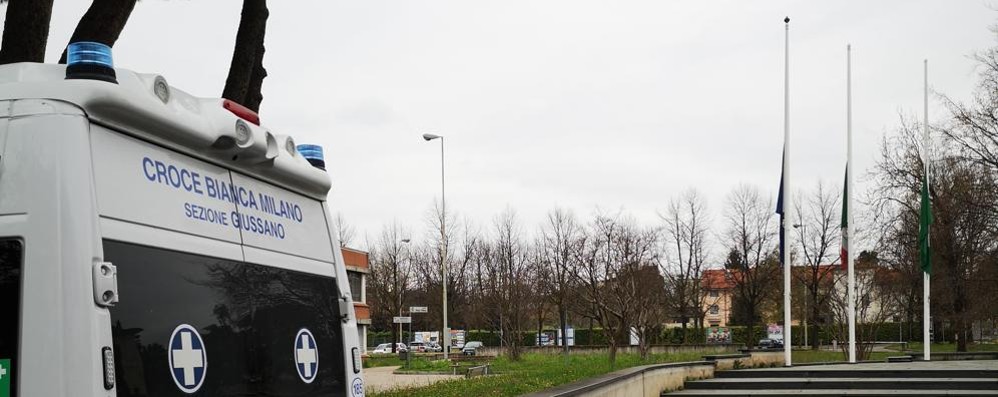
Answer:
[
  {"left": 0, "top": 0, "right": 54, "bottom": 64},
  {"left": 390, "top": 323, "right": 398, "bottom": 353},
  {"left": 957, "top": 318, "right": 968, "bottom": 352},
  {"left": 607, "top": 342, "right": 617, "bottom": 367},
  {"left": 559, "top": 306, "right": 569, "bottom": 357},
  {"left": 638, "top": 329, "right": 650, "bottom": 361},
  {"left": 811, "top": 293, "right": 821, "bottom": 349},
  {"left": 57, "top": 0, "right": 138, "bottom": 64},
  {"left": 222, "top": 0, "right": 269, "bottom": 112}
]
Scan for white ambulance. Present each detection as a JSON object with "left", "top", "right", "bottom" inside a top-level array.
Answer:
[{"left": 0, "top": 42, "right": 365, "bottom": 396}]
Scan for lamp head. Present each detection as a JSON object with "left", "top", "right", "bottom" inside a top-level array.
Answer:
[{"left": 422, "top": 133, "right": 441, "bottom": 141}]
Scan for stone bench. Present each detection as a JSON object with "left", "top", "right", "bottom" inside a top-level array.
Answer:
[{"left": 886, "top": 355, "right": 914, "bottom": 363}]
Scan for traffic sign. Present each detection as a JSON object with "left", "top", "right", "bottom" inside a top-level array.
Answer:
[
  {"left": 393, "top": 316, "right": 412, "bottom": 324},
  {"left": 410, "top": 306, "right": 428, "bottom": 314}
]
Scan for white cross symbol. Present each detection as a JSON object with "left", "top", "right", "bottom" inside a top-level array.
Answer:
[
  {"left": 0, "top": 363, "right": 6, "bottom": 380},
  {"left": 296, "top": 334, "right": 317, "bottom": 378},
  {"left": 172, "top": 331, "right": 204, "bottom": 386}
]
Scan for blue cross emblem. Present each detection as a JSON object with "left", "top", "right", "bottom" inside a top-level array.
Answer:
[
  {"left": 169, "top": 324, "right": 207, "bottom": 393},
  {"left": 295, "top": 328, "right": 319, "bottom": 383}
]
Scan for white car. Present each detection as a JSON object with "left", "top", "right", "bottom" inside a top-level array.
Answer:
[{"left": 371, "top": 343, "right": 407, "bottom": 354}]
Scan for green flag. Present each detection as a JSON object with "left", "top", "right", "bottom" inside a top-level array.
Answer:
[{"left": 918, "top": 170, "right": 933, "bottom": 274}]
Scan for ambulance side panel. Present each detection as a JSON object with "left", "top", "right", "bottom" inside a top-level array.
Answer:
[
  {"left": 322, "top": 201, "right": 365, "bottom": 394},
  {"left": 0, "top": 99, "right": 112, "bottom": 397}
]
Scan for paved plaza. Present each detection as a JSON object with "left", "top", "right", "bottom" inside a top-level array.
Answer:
[{"left": 363, "top": 365, "right": 463, "bottom": 394}]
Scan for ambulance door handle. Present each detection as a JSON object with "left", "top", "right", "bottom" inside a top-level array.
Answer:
[
  {"left": 93, "top": 261, "right": 120, "bottom": 307},
  {"left": 338, "top": 296, "right": 352, "bottom": 323}
]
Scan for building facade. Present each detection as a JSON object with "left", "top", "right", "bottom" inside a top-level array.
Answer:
[
  {"left": 702, "top": 269, "right": 735, "bottom": 327},
  {"left": 342, "top": 247, "right": 371, "bottom": 349}
]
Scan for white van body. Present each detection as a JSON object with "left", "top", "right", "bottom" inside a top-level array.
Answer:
[{"left": 0, "top": 63, "right": 365, "bottom": 396}]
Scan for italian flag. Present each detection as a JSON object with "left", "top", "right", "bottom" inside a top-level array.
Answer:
[{"left": 840, "top": 166, "right": 848, "bottom": 271}]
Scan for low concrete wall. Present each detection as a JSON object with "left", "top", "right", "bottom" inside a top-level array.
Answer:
[
  {"left": 743, "top": 350, "right": 785, "bottom": 367},
  {"left": 702, "top": 354, "right": 750, "bottom": 370},
  {"left": 476, "top": 344, "right": 736, "bottom": 357},
  {"left": 520, "top": 361, "right": 714, "bottom": 397},
  {"left": 907, "top": 351, "right": 998, "bottom": 361},
  {"left": 704, "top": 350, "right": 785, "bottom": 370}
]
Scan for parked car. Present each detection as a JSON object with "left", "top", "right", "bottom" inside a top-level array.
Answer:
[
  {"left": 462, "top": 341, "right": 484, "bottom": 356},
  {"left": 758, "top": 338, "right": 783, "bottom": 349},
  {"left": 409, "top": 342, "right": 427, "bottom": 352},
  {"left": 372, "top": 343, "right": 407, "bottom": 354},
  {"left": 425, "top": 342, "right": 443, "bottom": 352}
]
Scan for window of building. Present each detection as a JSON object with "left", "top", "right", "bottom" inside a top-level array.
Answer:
[
  {"left": 709, "top": 290, "right": 719, "bottom": 298},
  {"left": 709, "top": 304, "right": 719, "bottom": 314},
  {"left": 348, "top": 271, "right": 363, "bottom": 303}
]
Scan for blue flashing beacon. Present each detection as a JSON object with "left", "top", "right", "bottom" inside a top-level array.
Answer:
[
  {"left": 65, "top": 41, "right": 118, "bottom": 84},
  {"left": 297, "top": 144, "right": 326, "bottom": 171}
]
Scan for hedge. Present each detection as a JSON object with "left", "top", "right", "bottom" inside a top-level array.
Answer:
[{"left": 367, "top": 322, "right": 926, "bottom": 348}]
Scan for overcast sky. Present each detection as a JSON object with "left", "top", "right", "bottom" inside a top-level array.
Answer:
[{"left": 4, "top": 0, "right": 996, "bottom": 253}]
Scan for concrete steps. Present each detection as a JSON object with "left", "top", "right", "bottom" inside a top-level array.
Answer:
[
  {"left": 665, "top": 364, "right": 998, "bottom": 396},
  {"left": 669, "top": 390, "right": 998, "bottom": 396},
  {"left": 713, "top": 369, "right": 998, "bottom": 379}
]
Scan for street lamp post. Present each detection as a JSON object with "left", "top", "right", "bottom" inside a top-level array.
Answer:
[
  {"left": 422, "top": 133, "right": 449, "bottom": 359},
  {"left": 400, "top": 238, "right": 411, "bottom": 353}
]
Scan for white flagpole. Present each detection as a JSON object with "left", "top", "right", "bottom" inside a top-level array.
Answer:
[
  {"left": 923, "top": 59, "right": 931, "bottom": 361},
  {"left": 783, "top": 16, "right": 793, "bottom": 367},
  {"left": 847, "top": 44, "right": 857, "bottom": 364}
]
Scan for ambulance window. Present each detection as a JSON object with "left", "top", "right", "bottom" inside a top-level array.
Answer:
[
  {"left": 104, "top": 240, "right": 346, "bottom": 397},
  {"left": 0, "top": 240, "right": 22, "bottom": 397}
]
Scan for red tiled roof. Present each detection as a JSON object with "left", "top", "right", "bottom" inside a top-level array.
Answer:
[{"left": 702, "top": 269, "right": 735, "bottom": 290}]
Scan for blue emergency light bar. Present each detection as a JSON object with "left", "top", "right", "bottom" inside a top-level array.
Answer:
[
  {"left": 297, "top": 144, "right": 325, "bottom": 171},
  {"left": 65, "top": 41, "right": 118, "bottom": 84}
]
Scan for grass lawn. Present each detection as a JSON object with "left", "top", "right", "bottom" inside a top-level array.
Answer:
[{"left": 367, "top": 351, "right": 705, "bottom": 397}]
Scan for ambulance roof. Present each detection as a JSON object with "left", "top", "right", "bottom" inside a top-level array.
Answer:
[{"left": 0, "top": 62, "right": 331, "bottom": 200}]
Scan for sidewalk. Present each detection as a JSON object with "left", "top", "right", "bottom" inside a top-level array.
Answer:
[{"left": 364, "top": 365, "right": 464, "bottom": 393}]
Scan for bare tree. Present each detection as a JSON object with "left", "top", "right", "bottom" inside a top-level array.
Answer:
[
  {"left": 573, "top": 212, "right": 660, "bottom": 363},
  {"left": 367, "top": 222, "right": 413, "bottom": 353},
  {"left": 660, "top": 189, "right": 711, "bottom": 343},
  {"left": 828, "top": 252, "right": 896, "bottom": 360},
  {"left": 333, "top": 212, "right": 357, "bottom": 248},
  {"left": 0, "top": 0, "right": 54, "bottom": 64},
  {"left": 941, "top": 29, "right": 998, "bottom": 173},
  {"left": 539, "top": 207, "right": 582, "bottom": 356},
  {"left": 484, "top": 208, "right": 532, "bottom": 360},
  {"left": 792, "top": 181, "right": 842, "bottom": 348},
  {"left": 871, "top": 117, "right": 998, "bottom": 351},
  {"left": 722, "top": 185, "right": 781, "bottom": 347},
  {"left": 413, "top": 201, "right": 470, "bottom": 346},
  {"left": 869, "top": 119, "right": 927, "bottom": 340}
]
